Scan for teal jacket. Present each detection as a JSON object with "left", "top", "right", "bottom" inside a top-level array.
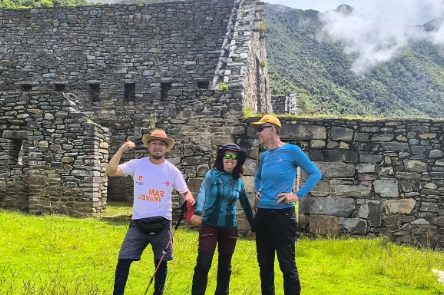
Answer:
[{"left": 194, "top": 169, "right": 255, "bottom": 231}]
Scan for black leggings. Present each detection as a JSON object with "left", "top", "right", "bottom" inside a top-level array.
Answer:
[{"left": 192, "top": 225, "right": 238, "bottom": 295}]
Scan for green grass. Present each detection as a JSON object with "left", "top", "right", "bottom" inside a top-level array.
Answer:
[{"left": 1, "top": 203, "right": 444, "bottom": 294}]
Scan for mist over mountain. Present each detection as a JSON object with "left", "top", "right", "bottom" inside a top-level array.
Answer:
[{"left": 264, "top": 3, "right": 444, "bottom": 117}]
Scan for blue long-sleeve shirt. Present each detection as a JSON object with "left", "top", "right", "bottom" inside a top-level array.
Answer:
[
  {"left": 254, "top": 143, "right": 322, "bottom": 209},
  {"left": 195, "top": 169, "right": 255, "bottom": 231}
]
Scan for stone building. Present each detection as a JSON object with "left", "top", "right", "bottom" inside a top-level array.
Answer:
[
  {"left": 0, "top": 0, "right": 271, "bottom": 214},
  {"left": 271, "top": 92, "right": 298, "bottom": 114}
]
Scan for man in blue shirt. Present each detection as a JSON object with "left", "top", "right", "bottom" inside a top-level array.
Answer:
[{"left": 251, "top": 115, "right": 322, "bottom": 295}]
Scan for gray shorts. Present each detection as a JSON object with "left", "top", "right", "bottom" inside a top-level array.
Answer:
[{"left": 118, "top": 219, "right": 173, "bottom": 261}]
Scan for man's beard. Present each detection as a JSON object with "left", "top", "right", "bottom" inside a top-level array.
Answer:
[{"left": 151, "top": 154, "right": 163, "bottom": 160}]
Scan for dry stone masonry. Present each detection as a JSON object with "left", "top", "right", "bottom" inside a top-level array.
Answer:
[
  {"left": 0, "top": 91, "right": 108, "bottom": 216},
  {"left": 0, "top": 0, "right": 271, "bottom": 214},
  {"left": 271, "top": 92, "right": 298, "bottom": 114}
]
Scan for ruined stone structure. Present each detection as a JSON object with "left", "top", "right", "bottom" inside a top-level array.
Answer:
[
  {"left": 0, "top": 91, "right": 108, "bottom": 216},
  {"left": 0, "top": 0, "right": 271, "bottom": 214},
  {"left": 2, "top": 1, "right": 444, "bottom": 248},
  {"left": 271, "top": 91, "right": 298, "bottom": 114}
]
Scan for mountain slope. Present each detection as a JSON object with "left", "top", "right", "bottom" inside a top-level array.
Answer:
[{"left": 264, "top": 4, "right": 444, "bottom": 117}]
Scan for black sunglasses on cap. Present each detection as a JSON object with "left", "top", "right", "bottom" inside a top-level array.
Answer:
[{"left": 256, "top": 125, "right": 273, "bottom": 132}]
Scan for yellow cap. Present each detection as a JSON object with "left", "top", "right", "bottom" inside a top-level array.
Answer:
[{"left": 250, "top": 115, "right": 281, "bottom": 128}]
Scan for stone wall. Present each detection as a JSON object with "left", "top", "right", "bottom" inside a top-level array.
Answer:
[
  {"left": 272, "top": 92, "right": 298, "bottom": 114},
  {"left": 104, "top": 88, "right": 248, "bottom": 202},
  {"left": 0, "top": 0, "right": 269, "bottom": 110},
  {"left": 235, "top": 1, "right": 272, "bottom": 113},
  {"left": 0, "top": 91, "right": 109, "bottom": 216},
  {"left": 0, "top": 85, "right": 249, "bottom": 214},
  {"left": 0, "top": 0, "right": 270, "bottom": 207},
  {"left": 0, "top": 1, "right": 234, "bottom": 92},
  {"left": 242, "top": 117, "right": 444, "bottom": 248},
  {"left": 0, "top": 128, "right": 29, "bottom": 210}
]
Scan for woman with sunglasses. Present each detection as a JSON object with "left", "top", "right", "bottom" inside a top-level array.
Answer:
[{"left": 190, "top": 143, "right": 255, "bottom": 295}]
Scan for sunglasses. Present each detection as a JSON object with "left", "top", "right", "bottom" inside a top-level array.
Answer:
[
  {"left": 223, "top": 154, "right": 238, "bottom": 160},
  {"left": 256, "top": 125, "right": 273, "bottom": 132}
]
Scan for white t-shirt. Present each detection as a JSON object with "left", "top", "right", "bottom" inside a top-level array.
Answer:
[{"left": 119, "top": 157, "right": 189, "bottom": 220}]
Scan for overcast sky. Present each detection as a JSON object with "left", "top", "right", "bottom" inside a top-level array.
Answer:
[
  {"left": 265, "top": 0, "right": 377, "bottom": 14},
  {"left": 265, "top": 0, "right": 442, "bottom": 23}
]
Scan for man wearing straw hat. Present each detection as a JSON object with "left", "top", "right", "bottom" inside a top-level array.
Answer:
[{"left": 106, "top": 129, "right": 195, "bottom": 295}]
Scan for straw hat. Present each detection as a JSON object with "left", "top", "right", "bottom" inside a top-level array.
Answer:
[{"left": 142, "top": 129, "right": 175, "bottom": 151}]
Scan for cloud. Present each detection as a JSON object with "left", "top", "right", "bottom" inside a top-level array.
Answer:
[
  {"left": 436, "top": 24, "right": 444, "bottom": 43},
  {"left": 319, "top": 0, "right": 444, "bottom": 73}
]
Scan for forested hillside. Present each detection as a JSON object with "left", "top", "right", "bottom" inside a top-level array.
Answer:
[{"left": 264, "top": 4, "right": 444, "bottom": 117}]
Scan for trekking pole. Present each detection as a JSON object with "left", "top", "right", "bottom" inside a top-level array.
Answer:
[{"left": 143, "top": 200, "right": 192, "bottom": 295}]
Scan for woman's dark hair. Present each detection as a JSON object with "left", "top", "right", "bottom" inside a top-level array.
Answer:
[
  {"left": 213, "top": 143, "right": 247, "bottom": 179},
  {"left": 213, "top": 156, "right": 245, "bottom": 179}
]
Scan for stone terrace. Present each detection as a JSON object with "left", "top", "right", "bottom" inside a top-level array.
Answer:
[{"left": 0, "top": 1, "right": 234, "bottom": 92}]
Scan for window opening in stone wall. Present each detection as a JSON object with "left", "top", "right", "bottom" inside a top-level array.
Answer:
[
  {"left": 197, "top": 81, "right": 209, "bottom": 89},
  {"left": 161, "top": 83, "right": 172, "bottom": 101},
  {"left": 256, "top": 57, "right": 262, "bottom": 112},
  {"left": 12, "top": 139, "right": 24, "bottom": 165},
  {"left": 55, "top": 83, "right": 65, "bottom": 91},
  {"left": 124, "top": 83, "right": 135, "bottom": 102},
  {"left": 89, "top": 83, "right": 100, "bottom": 102},
  {"left": 21, "top": 84, "right": 32, "bottom": 91}
]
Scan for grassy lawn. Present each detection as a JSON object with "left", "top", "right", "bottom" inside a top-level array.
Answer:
[{"left": 1, "top": 202, "right": 444, "bottom": 294}]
